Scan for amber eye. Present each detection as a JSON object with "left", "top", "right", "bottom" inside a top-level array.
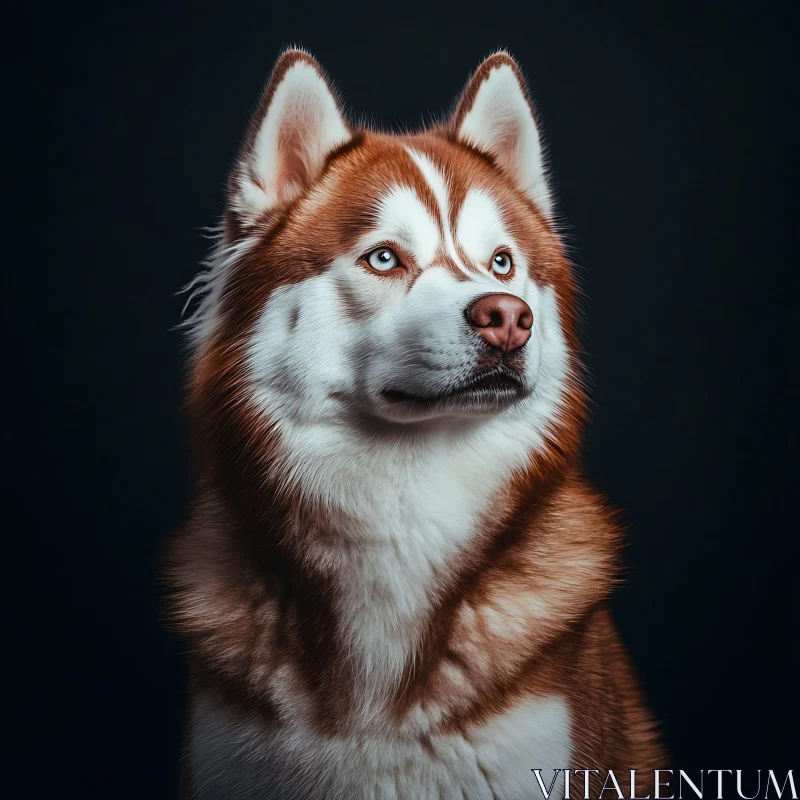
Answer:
[
  {"left": 365, "top": 247, "right": 401, "bottom": 273},
  {"left": 491, "top": 251, "right": 513, "bottom": 277}
]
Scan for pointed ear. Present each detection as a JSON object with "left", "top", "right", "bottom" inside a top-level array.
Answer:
[
  {"left": 452, "top": 53, "right": 552, "bottom": 217},
  {"left": 230, "top": 50, "right": 350, "bottom": 222}
]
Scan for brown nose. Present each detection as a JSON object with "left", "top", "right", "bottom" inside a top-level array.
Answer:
[{"left": 466, "top": 293, "right": 533, "bottom": 353}]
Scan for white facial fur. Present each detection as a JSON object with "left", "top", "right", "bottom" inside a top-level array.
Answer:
[
  {"left": 246, "top": 259, "right": 567, "bottom": 441},
  {"left": 246, "top": 154, "right": 568, "bottom": 433}
]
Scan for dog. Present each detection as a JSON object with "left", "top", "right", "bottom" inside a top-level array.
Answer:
[{"left": 166, "top": 48, "right": 667, "bottom": 799}]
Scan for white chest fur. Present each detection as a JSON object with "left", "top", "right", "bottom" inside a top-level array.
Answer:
[
  {"left": 189, "top": 688, "right": 572, "bottom": 799},
  {"left": 300, "top": 438, "right": 496, "bottom": 717}
]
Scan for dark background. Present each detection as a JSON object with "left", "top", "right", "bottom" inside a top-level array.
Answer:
[{"left": 3, "top": 1, "right": 798, "bottom": 797}]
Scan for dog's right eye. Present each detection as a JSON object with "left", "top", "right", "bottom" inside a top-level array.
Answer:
[{"left": 363, "top": 247, "right": 402, "bottom": 274}]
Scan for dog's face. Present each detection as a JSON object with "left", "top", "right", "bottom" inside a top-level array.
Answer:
[
  {"left": 244, "top": 132, "right": 572, "bottom": 427},
  {"left": 187, "top": 51, "right": 583, "bottom": 491}
]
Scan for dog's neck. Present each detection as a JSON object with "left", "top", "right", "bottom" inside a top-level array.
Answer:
[
  {"left": 230, "top": 421, "right": 560, "bottom": 710},
  {"left": 171, "top": 404, "right": 604, "bottom": 729},
  {"left": 294, "top": 432, "right": 513, "bottom": 711}
]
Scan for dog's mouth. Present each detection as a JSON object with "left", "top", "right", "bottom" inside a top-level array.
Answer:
[{"left": 381, "top": 366, "right": 529, "bottom": 414}]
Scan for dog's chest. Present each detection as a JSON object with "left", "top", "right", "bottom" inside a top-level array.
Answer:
[
  {"left": 298, "top": 439, "right": 506, "bottom": 708},
  {"left": 190, "top": 688, "right": 572, "bottom": 799}
]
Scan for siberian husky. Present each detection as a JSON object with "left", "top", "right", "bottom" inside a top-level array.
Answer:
[{"left": 167, "top": 48, "right": 666, "bottom": 799}]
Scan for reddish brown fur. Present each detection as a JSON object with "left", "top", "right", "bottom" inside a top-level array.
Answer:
[{"left": 166, "top": 49, "right": 667, "bottom": 797}]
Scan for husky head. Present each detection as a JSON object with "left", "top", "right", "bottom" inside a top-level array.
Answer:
[{"left": 185, "top": 50, "right": 585, "bottom": 514}]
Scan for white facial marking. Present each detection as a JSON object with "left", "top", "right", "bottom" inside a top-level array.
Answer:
[
  {"left": 457, "top": 188, "right": 509, "bottom": 275},
  {"left": 404, "top": 148, "right": 473, "bottom": 276},
  {"left": 374, "top": 186, "right": 439, "bottom": 267}
]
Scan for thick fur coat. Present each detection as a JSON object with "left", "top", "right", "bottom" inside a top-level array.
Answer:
[{"left": 166, "top": 49, "right": 666, "bottom": 799}]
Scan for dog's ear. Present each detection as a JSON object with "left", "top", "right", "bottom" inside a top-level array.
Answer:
[
  {"left": 229, "top": 49, "right": 350, "bottom": 222},
  {"left": 452, "top": 52, "right": 551, "bottom": 217}
]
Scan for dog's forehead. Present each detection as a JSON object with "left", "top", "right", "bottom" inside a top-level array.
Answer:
[{"left": 322, "top": 135, "right": 514, "bottom": 272}]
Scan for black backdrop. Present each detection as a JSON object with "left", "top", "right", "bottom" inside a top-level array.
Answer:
[{"left": 3, "top": 1, "right": 798, "bottom": 797}]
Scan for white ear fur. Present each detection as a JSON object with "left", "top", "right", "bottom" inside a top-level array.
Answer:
[
  {"left": 231, "top": 51, "right": 350, "bottom": 221},
  {"left": 454, "top": 54, "right": 552, "bottom": 217}
]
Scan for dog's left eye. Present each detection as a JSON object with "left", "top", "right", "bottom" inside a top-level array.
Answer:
[
  {"left": 363, "top": 247, "right": 402, "bottom": 274},
  {"left": 491, "top": 252, "right": 513, "bottom": 276}
]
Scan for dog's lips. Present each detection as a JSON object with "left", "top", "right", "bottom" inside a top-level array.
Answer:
[{"left": 382, "top": 367, "right": 528, "bottom": 409}]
